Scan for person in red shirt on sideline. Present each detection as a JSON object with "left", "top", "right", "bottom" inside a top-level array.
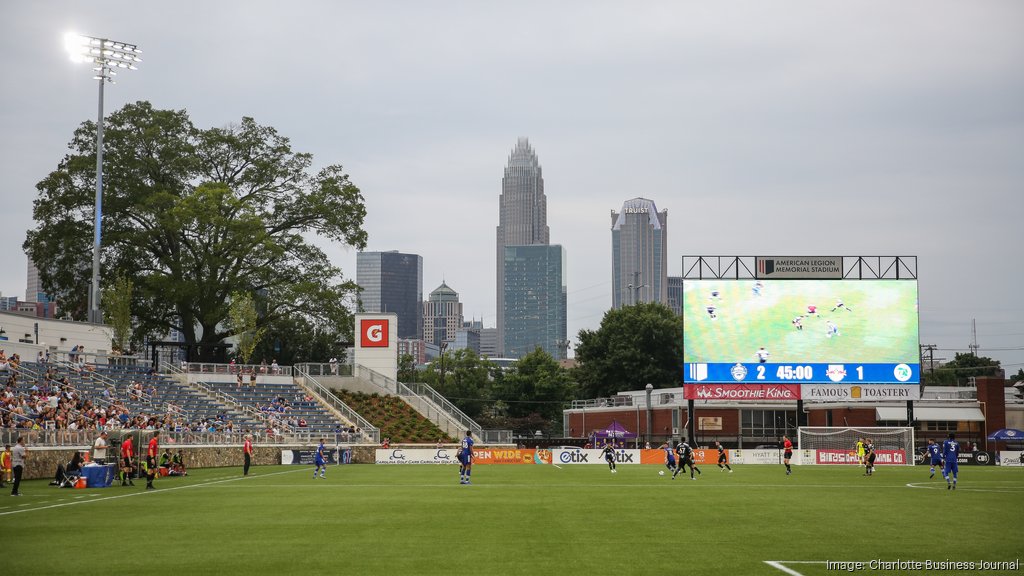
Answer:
[
  {"left": 783, "top": 435, "right": 794, "bottom": 476},
  {"left": 120, "top": 436, "right": 135, "bottom": 487},
  {"left": 243, "top": 434, "right": 254, "bottom": 476},
  {"left": 146, "top": 431, "right": 160, "bottom": 490}
]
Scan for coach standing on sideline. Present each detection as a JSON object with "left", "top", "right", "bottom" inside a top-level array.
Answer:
[
  {"left": 243, "top": 434, "right": 254, "bottom": 476},
  {"left": 10, "top": 437, "right": 26, "bottom": 496}
]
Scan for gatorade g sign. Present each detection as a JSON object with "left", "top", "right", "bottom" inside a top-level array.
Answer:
[{"left": 360, "top": 319, "right": 389, "bottom": 348}]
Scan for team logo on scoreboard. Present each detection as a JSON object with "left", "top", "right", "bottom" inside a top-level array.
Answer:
[
  {"left": 688, "top": 364, "right": 708, "bottom": 382},
  {"left": 893, "top": 363, "right": 912, "bottom": 382},
  {"left": 730, "top": 363, "right": 748, "bottom": 382},
  {"left": 826, "top": 365, "right": 847, "bottom": 382}
]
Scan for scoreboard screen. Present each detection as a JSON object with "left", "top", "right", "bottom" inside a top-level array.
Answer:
[{"left": 682, "top": 279, "right": 920, "bottom": 384}]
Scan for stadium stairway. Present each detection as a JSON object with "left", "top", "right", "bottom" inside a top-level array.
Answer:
[{"left": 299, "top": 363, "right": 486, "bottom": 442}]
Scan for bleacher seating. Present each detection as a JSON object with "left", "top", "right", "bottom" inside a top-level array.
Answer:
[{"left": 204, "top": 378, "right": 353, "bottom": 436}]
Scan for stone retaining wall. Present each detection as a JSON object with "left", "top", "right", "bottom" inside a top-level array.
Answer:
[{"left": 17, "top": 443, "right": 462, "bottom": 479}]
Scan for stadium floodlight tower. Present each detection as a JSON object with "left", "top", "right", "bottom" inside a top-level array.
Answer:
[{"left": 64, "top": 32, "right": 142, "bottom": 324}]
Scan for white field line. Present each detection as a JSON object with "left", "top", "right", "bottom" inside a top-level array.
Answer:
[
  {"left": 0, "top": 468, "right": 305, "bottom": 517},
  {"left": 904, "top": 482, "right": 1024, "bottom": 493},
  {"left": 764, "top": 560, "right": 826, "bottom": 576}
]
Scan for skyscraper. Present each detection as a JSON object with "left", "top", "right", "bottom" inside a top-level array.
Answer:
[
  {"left": 423, "top": 281, "right": 463, "bottom": 346},
  {"left": 611, "top": 198, "right": 668, "bottom": 309},
  {"left": 503, "top": 244, "right": 567, "bottom": 359},
  {"left": 496, "top": 138, "right": 549, "bottom": 356},
  {"left": 25, "top": 257, "right": 51, "bottom": 304},
  {"left": 356, "top": 251, "right": 423, "bottom": 340}
]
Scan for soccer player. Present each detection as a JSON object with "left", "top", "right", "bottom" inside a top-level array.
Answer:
[
  {"left": 706, "top": 304, "right": 717, "bottom": 320},
  {"left": 710, "top": 289, "right": 721, "bottom": 300},
  {"left": 673, "top": 440, "right": 701, "bottom": 480},
  {"left": 601, "top": 442, "right": 617, "bottom": 474},
  {"left": 659, "top": 442, "right": 677, "bottom": 476},
  {"left": 457, "top": 430, "right": 474, "bottom": 485},
  {"left": 120, "top": 435, "right": 135, "bottom": 487},
  {"left": 863, "top": 438, "right": 876, "bottom": 476},
  {"left": 806, "top": 304, "right": 818, "bottom": 318},
  {"left": 825, "top": 320, "right": 840, "bottom": 339},
  {"left": 756, "top": 347, "right": 770, "bottom": 363},
  {"left": 942, "top": 433, "right": 960, "bottom": 490},
  {"left": 923, "top": 439, "right": 943, "bottom": 479},
  {"left": 782, "top": 436, "right": 793, "bottom": 475},
  {"left": 715, "top": 441, "right": 732, "bottom": 472},
  {"left": 243, "top": 434, "right": 254, "bottom": 476},
  {"left": 313, "top": 438, "right": 327, "bottom": 479},
  {"left": 792, "top": 316, "right": 804, "bottom": 331},
  {"left": 145, "top": 431, "right": 160, "bottom": 490},
  {"left": 830, "top": 298, "right": 852, "bottom": 312},
  {"left": 752, "top": 280, "right": 764, "bottom": 297},
  {"left": 0, "top": 444, "right": 10, "bottom": 488},
  {"left": 855, "top": 438, "right": 865, "bottom": 467}
]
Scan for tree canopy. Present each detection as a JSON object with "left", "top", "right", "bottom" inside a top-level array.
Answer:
[
  {"left": 25, "top": 102, "right": 366, "bottom": 357},
  {"left": 922, "top": 352, "right": 1003, "bottom": 386},
  {"left": 573, "top": 302, "right": 684, "bottom": 398}
]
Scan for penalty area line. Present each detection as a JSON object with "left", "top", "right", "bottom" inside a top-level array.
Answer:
[{"left": 764, "top": 560, "right": 826, "bottom": 576}]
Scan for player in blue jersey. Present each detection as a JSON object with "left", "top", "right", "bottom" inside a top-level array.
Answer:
[
  {"left": 942, "top": 433, "right": 960, "bottom": 490},
  {"left": 659, "top": 442, "right": 677, "bottom": 475},
  {"left": 825, "top": 320, "right": 840, "bottom": 339},
  {"left": 457, "top": 430, "right": 474, "bottom": 485},
  {"left": 313, "top": 438, "right": 327, "bottom": 479},
  {"left": 752, "top": 280, "right": 764, "bottom": 297},
  {"left": 923, "top": 438, "right": 943, "bottom": 479}
]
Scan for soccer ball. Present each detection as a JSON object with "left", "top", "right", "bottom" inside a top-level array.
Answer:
[
  {"left": 611, "top": 469, "right": 617, "bottom": 474},
  {"left": 658, "top": 471, "right": 665, "bottom": 476}
]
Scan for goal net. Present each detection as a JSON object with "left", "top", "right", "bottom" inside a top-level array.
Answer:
[{"left": 797, "top": 427, "right": 915, "bottom": 466}]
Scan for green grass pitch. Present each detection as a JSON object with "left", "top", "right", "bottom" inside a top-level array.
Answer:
[
  {"left": 3, "top": 463, "right": 1021, "bottom": 575},
  {"left": 682, "top": 280, "right": 920, "bottom": 364}
]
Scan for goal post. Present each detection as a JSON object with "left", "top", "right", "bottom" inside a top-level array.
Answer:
[{"left": 797, "top": 426, "right": 915, "bottom": 466}]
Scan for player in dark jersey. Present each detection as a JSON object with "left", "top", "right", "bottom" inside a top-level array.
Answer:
[
  {"left": 782, "top": 436, "right": 794, "bottom": 476},
  {"left": 863, "top": 439, "right": 876, "bottom": 476},
  {"left": 923, "top": 439, "right": 943, "bottom": 479},
  {"left": 601, "top": 443, "right": 617, "bottom": 474},
  {"left": 714, "top": 441, "right": 732, "bottom": 472},
  {"left": 672, "top": 440, "right": 701, "bottom": 480}
]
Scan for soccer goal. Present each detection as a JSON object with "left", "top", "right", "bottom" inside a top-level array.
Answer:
[{"left": 797, "top": 427, "right": 915, "bottom": 466}]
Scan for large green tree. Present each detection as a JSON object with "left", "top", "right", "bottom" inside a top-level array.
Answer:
[
  {"left": 25, "top": 102, "right": 366, "bottom": 358},
  {"left": 923, "top": 352, "right": 1002, "bottom": 386},
  {"left": 495, "top": 347, "right": 577, "bottom": 421},
  {"left": 574, "top": 302, "right": 684, "bottom": 398}
]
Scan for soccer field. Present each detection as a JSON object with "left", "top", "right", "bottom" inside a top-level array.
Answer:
[{"left": 3, "top": 464, "right": 1021, "bottom": 575}]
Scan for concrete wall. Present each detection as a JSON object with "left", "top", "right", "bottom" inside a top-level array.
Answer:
[
  {"left": 0, "top": 310, "right": 112, "bottom": 360},
  {"left": 15, "top": 443, "right": 479, "bottom": 480}
]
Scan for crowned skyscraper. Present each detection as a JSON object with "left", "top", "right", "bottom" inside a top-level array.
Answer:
[{"left": 497, "top": 138, "right": 564, "bottom": 358}]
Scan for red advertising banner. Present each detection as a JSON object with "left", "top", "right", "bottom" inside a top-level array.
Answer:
[
  {"left": 640, "top": 449, "right": 724, "bottom": 465},
  {"left": 816, "top": 449, "right": 907, "bottom": 465},
  {"left": 683, "top": 384, "right": 801, "bottom": 400}
]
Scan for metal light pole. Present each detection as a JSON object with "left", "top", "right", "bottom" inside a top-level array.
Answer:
[
  {"left": 645, "top": 383, "right": 654, "bottom": 444},
  {"left": 64, "top": 33, "right": 142, "bottom": 323}
]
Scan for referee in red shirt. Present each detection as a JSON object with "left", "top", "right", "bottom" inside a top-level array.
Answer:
[
  {"left": 243, "top": 434, "right": 254, "bottom": 476},
  {"left": 120, "top": 436, "right": 135, "bottom": 487},
  {"left": 146, "top": 431, "right": 160, "bottom": 490}
]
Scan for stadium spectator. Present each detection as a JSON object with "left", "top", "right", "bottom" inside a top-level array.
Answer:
[
  {"left": 10, "top": 436, "right": 26, "bottom": 496},
  {"left": 271, "top": 359, "right": 280, "bottom": 374},
  {"left": 329, "top": 357, "right": 338, "bottom": 375}
]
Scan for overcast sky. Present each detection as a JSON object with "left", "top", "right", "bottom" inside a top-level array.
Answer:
[{"left": 1, "top": 1, "right": 1021, "bottom": 370}]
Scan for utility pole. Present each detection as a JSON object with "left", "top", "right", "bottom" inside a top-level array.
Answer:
[{"left": 920, "top": 344, "right": 937, "bottom": 373}]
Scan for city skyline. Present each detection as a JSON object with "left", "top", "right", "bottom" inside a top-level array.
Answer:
[{"left": 0, "top": 2, "right": 1021, "bottom": 370}]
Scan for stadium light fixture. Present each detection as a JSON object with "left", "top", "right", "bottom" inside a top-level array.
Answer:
[{"left": 64, "top": 32, "right": 142, "bottom": 324}]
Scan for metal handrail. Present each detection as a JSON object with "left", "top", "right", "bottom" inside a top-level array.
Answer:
[
  {"left": 294, "top": 362, "right": 353, "bottom": 377},
  {"left": 354, "top": 364, "right": 483, "bottom": 439},
  {"left": 182, "top": 362, "right": 293, "bottom": 377},
  {"left": 293, "top": 366, "right": 379, "bottom": 443}
]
